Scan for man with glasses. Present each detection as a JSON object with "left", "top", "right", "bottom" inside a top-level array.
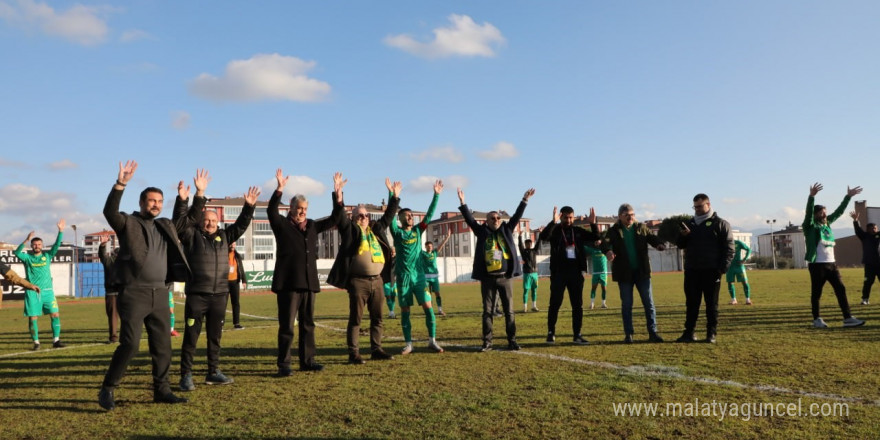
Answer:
[
  {"left": 327, "top": 178, "right": 400, "bottom": 364},
  {"left": 676, "top": 194, "right": 734, "bottom": 343},
  {"left": 457, "top": 187, "right": 534, "bottom": 352}
]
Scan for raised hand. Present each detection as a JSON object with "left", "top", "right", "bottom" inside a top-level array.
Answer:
[
  {"left": 523, "top": 188, "right": 535, "bottom": 201},
  {"left": 177, "top": 180, "right": 191, "bottom": 200},
  {"left": 244, "top": 186, "right": 261, "bottom": 206},
  {"left": 553, "top": 206, "right": 559, "bottom": 223},
  {"left": 385, "top": 177, "right": 393, "bottom": 193},
  {"left": 457, "top": 187, "right": 465, "bottom": 205},
  {"left": 118, "top": 160, "right": 138, "bottom": 185},
  {"left": 57, "top": 218, "right": 66, "bottom": 231},
  {"left": 847, "top": 185, "right": 863, "bottom": 197},
  {"left": 587, "top": 207, "right": 596, "bottom": 224},
  {"left": 26, "top": 231, "right": 35, "bottom": 242},
  {"left": 850, "top": 210, "right": 859, "bottom": 221},
  {"left": 333, "top": 172, "right": 347, "bottom": 194},
  {"left": 100, "top": 235, "right": 109, "bottom": 244},
  {"left": 275, "top": 169, "right": 289, "bottom": 191},
  {"left": 433, "top": 179, "right": 444, "bottom": 194},
  {"left": 809, "top": 182, "right": 823, "bottom": 197},
  {"left": 391, "top": 181, "right": 402, "bottom": 198},
  {"left": 194, "top": 169, "right": 210, "bottom": 195}
]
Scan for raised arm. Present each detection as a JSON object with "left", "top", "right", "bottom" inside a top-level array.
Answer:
[
  {"left": 376, "top": 179, "right": 401, "bottom": 230},
  {"left": 827, "top": 185, "right": 861, "bottom": 224},
  {"left": 225, "top": 186, "right": 259, "bottom": 243},
  {"left": 45, "top": 219, "right": 65, "bottom": 258},
  {"left": 418, "top": 180, "right": 443, "bottom": 229},
  {"left": 852, "top": 211, "right": 866, "bottom": 239},
  {"left": 105, "top": 160, "right": 138, "bottom": 232},
  {"left": 267, "top": 169, "right": 288, "bottom": 227},
  {"left": 507, "top": 188, "right": 534, "bottom": 228},
  {"left": 436, "top": 228, "right": 453, "bottom": 254},
  {"left": 315, "top": 172, "right": 347, "bottom": 233}
]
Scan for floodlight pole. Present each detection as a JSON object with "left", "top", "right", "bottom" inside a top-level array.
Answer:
[{"left": 766, "top": 219, "right": 777, "bottom": 270}]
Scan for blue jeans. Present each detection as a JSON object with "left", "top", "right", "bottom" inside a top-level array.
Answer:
[{"left": 618, "top": 278, "right": 658, "bottom": 335}]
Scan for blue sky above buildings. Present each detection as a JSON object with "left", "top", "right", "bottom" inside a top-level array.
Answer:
[{"left": 1, "top": 0, "right": 878, "bottom": 243}]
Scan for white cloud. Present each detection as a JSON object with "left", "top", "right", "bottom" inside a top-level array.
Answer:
[
  {"left": 408, "top": 175, "right": 468, "bottom": 193},
  {"left": 0, "top": 0, "right": 111, "bottom": 46},
  {"left": 410, "top": 145, "right": 464, "bottom": 163},
  {"left": 48, "top": 159, "right": 77, "bottom": 170},
  {"left": 478, "top": 141, "right": 519, "bottom": 161},
  {"left": 384, "top": 14, "right": 505, "bottom": 59},
  {"left": 444, "top": 174, "right": 469, "bottom": 189},
  {"left": 189, "top": 53, "right": 331, "bottom": 103},
  {"left": 171, "top": 110, "right": 190, "bottom": 130},
  {"left": 119, "top": 28, "right": 153, "bottom": 43},
  {"left": 0, "top": 157, "right": 27, "bottom": 168},
  {"left": 262, "top": 175, "right": 326, "bottom": 199}
]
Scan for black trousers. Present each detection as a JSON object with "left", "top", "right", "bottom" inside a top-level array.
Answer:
[
  {"left": 862, "top": 263, "right": 880, "bottom": 300},
  {"left": 101, "top": 285, "right": 172, "bottom": 394},
  {"left": 180, "top": 292, "right": 228, "bottom": 375},
  {"left": 809, "top": 263, "right": 852, "bottom": 319},
  {"left": 547, "top": 269, "right": 585, "bottom": 337},
  {"left": 228, "top": 281, "right": 242, "bottom": 325},
  {"left": 481, "top": 276, "right": 516, "bottom": 344},
  {"left": 277, "top": 290, "right": 316, "bottom": 369},
  {"left": 346, "top": 276, "right": 385, "bottom": 355},
  {"left": 683, "top": 269, "right": 720, "bottom": 334}
]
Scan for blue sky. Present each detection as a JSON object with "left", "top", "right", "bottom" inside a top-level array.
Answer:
[{"left": 1, "top": 1, "right": 878, "bottom": 244}]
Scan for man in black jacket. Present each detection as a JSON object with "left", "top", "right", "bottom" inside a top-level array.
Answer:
[
  {"left": 675, "top": 193, "right": 734, "bottom": 344},
  {"left": 458, "top": 187, "right": 534, "bottom": 352},
  {"left": 269, "top": 168, "right": 346, "bottom": 375},
  {"left": 98, "top": 235, "right": 120, "bottom": 343},
  {"left": 518, "top": 234, "right": 540, "bottom": 313},
  {"left": 537, "top": 205, "right": 600, "bottom": 345},
  {"left": 328, "top": 178, "right": 400, "bottom": 364},
  {"left": 173, "top": 169, "right": 259, "bottom": 391},
  {"left": 850, "top": 210, "right": 880, "bottom": 305},
  {"left": 99, "top": 160, "right": 192, "bottom": 410},
  {"left": 228, "top": 242, "right": 246, "bottom": 329}
]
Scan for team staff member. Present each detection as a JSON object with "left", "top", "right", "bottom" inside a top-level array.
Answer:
[
  {"left": 228, "top": 242, "right": 246, "bottom": 329},
  {"left": 98, "top": 235, "right": 120, "bottom": 343}
]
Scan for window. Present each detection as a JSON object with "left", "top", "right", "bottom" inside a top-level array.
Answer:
[
  {"left": 224, "top": 207, "right": 242, "bottom": 219},
  {"left": 254, "top": 237, "right": 274, "bottom": 252},
  {"left": 253, "top": 222, "right": 272, "bottom": 235}
]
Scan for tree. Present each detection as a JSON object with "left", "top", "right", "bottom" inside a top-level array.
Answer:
[{"left": 657, "top": 214, "right": 692, "bottom": 245}]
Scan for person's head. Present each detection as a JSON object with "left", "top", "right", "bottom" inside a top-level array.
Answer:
[
  {"left": 525, "top": 239, "right": 533, "bottom": 249},
  {"left": 868, "top": 223, "right": 878, "bottom": 234},
  {"left": 618, "top": 203, "right": 636, "bottom": 227},
  {"left": 398, "top": 208, "right": 414, "bottom": 228},
  {"left": 692, "top": 194, "right": 711, "bottom": 216},
  {"left": 289, "top": 194, "right": 308, "bottom": 223},
  {"left": 354, "top": 205, "right": 370, "bottom": 228},
  {"left": 486, "top": 211, "right": 502, "bottom": 231},
  {"left": 559, "top": 206, "right": 575, "bottom": 227},
  {"left": 425, "top": 241, "right": 434, "bottom": 252},
  {"left": 139, "top": 187, "right": 164, "bottom": 219},
  {"left": 202, "top": 210, "right": 219, "bottom": 234},
  {"left": 30, "top": 237, "right": 43, "bottom": 254},
  {"left": 813, "top": 204, "right": 827, "bottom": 224}
]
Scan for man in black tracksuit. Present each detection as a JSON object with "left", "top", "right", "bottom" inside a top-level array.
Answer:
[
  {"left": 851, "top": 210, "right": 880, "bottom": 305},
  {"left": 676, "top": 193, "right": 734, "bottom": 344},
  {"left": 173, "top": 169, "right": 258, "bottom": 390}
]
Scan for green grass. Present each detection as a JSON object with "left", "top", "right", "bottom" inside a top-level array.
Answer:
[{"left": 1, "top": 268, "right": 879, "bottom": 439}]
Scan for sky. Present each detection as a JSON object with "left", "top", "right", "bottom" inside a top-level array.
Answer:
[{"left": 1, "top": 0, "right": 879, "bottom": 244}]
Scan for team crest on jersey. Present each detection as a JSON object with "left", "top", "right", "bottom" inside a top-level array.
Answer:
[
  {"left": 41, "top": 256, "right": 46, "bottom": 261},
  {"left": 706, "top": 221, "right": 713, "bottom": 226}
]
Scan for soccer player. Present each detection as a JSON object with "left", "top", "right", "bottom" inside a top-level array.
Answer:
[
  {"left": 390, "top": 179, "right": 444, "bottom": 355},
  {"left": 422, "top": 229, "right": 452, "bottom": 316},
  {"left": 850, "top": 210, "right": 880, "bottom": 305},
  {"left": 518, "top": 234, "right": 540, "bottom": 313},
  {"left": 584, "top": 244, "right": 608, "bottom": 309},
  {"left": 384, "top": 248, "right": 398, "bottom": 318},
  {"left": 14, "top": 219, "right": 66, "bottom": 350},
  {"left": 726, "top": 240, "right": 752, "bottom": 305}
]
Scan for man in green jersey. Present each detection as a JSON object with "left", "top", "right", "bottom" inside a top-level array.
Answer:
[
  {"left": 518, "top": 234, "right": 540, "bottom": 313},
  {"left": 390, "top": 179, "right": 444, "bottom": 355},
  {"left": 584, "top": 244, "right": 607, "bottom": 309},
  {"left": 14, "top": 219, "right": 67, "bottom": 350},
  {"left": 726, "top": 240, "right": 752, "bottom": 305},
  {"left": 421, "top": 229, "right": 452, "bottom": 316}
]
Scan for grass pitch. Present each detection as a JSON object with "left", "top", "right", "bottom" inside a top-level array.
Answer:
[{"left": 1, "top": 268, "right": 878, "bottom": 439}]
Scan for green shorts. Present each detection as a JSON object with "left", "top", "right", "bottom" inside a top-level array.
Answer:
[
  {"left": 425, "top": 276, "right": 440, "bottom": 293},
  {"left": 24, "top": 290, "right": 58, "bottom": 317},
  {"left": 397, "top": 273, "right": 430, "bottom": 307},
  {"left": 592, "top": 273, "right": 607, "bottom": 286},
  {"left": 383, "top": 282, "right": 397, "bottom": 298},
  {"left": 726, "top": 269, "right": 747, "bottom": 283},
  {"left": 523, "top": 272, "right": 539, "bottom": 291}
]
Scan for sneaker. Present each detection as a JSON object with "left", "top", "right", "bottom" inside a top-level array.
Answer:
[
  {"left": 623, "top": 334, "right": 634, "bottom": 344},
  {"left": 590, "top": 301, "right": 595, "bottom": 310},
  {"left": 388, "top": 310, "right": 396, "bottom": 319},
  {"left": 676, "top": 331, "right": 697, "bottom": 343},
  {"left": 170, "top": 330, "right": 180, "bottom": 337},
  {"left": 206, "top": 370, "right": 234, "bottom": 385},
  {"left": 277, "top": 367, "right": 293, "bottom": 377},
  {"left": 438, "top": 307, "right": 446, "bottom": 317},
  {"left": 52, "top": 340, "right": 66, "bottom": 349},
  {"left": 370, "top": 350, "right": 394, "bottom": 361},
  {"left": 843, "top": 317, "right": 866, "bottom": 328},
  {"left": 233, "top": 324, "right": 245, "bottom": 330},
  {"left": 479, "top": 341, "right": 493, "bottom": 353},
  {"left": 98, "top": 387, "right": 115, "bottom": 411},
  {"left": 706, "top": 332, "right": 717, "bottom": 344},
  {"left": 179, "top": 373, "right": 195, "bottom": 391},
  {"left": 531, "top": 305, "right": 540, "bottom": 312},
  {"left": 401, "top": 344, "right": 413, "bottom": 355},
  {"left": 300, "top": 362, "right": 324, "bottom": 372},
  {"left": 812, "top": 318, "right": 828, "bottom": 328},
  {"left": 745, "top": 299, "right": 752, "bottom": 306},
  {"left": 573, "top": 335, "right": 589, "bottom": 345},
  {"left": 546, "top": 333, "right": 555, "bottom": 344},
  {"left": 507, "top": 341, "right": 521, "bottom": 351},
  {"left": 861, "top": 299, "right": 869, "bottom": 305},
  {"left": 427, "top": 340, "right": 444, "bottom": 353},
  {"left": 32, "top": 342, "right": 41, "bottom": 351},
  {"left": 154, "top": 391, "right": 188, "bottom": 404},
  {"left": 523, "top": 304, "right": 528, "bottom": 313},
  {"left": 348, "top": 354, "right": 365, "bottom": 365},
  {"left": 648, "top": 332, "right": 664, "bottom": 343},
  {"left": 729, "top": 298, "right": 738, "bottom": 305},
  {"left": 601, "top": 302, "right": 607, "bottom": 309}
]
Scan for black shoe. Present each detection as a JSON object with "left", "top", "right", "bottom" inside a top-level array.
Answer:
[
  {"left": 154, "top": 392, "right": 188, "bottom": 404},
  {"left": 648, "top": 332, "right": 664, "bottom": 343},
  {"left": 507, "top": 341, "right": 521, "bottom": 351},
  {"left": 706, "top": 333, "right": 716, "bottom": 344},
  {"left": 348, "top": 354, "right": 365, "bottom": 365},
  {"left": 98, "top": 388, "right": 115, "bottom": 411},
  {"left": 301, "top": 362, "right": 324, "bottom": 372},
  {"left": 370, "top": 350, "right": 394, "bottom": 361},
  {"left": 233, "top": 324, "right": 245, "bottom": 330},
  {"left": 32, "top": 342, "right": 40, "bottom": 351},
  {"left": 573, "top": 335, "right": 589, "bottom": 345},
  {"left": 480, "top": 341, "right": 493, "bottom": 352},
  {"left": 52, "top": 340, "right": 66, "bottom": 349},
  {"left": 676, "top": 331, "right": 696, "bottom": 343},
  {"left": 277, "top": 367, "right": 292, "bottom": 377},
  {"left": 546, "top": 333, "right": 555, "bottom": 344},
  {"left": 623, "top": 334, "right": 634, "bottom": 344}
]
